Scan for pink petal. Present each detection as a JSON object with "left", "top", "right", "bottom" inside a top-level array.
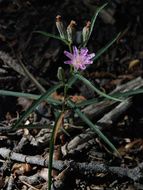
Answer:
[
  {"left": 64, "top": 61, "right": 72, "bottom": 65},
  {"left": 88, "top": 53, "right": 95, "bottom": 59},
  {"left": 85, "top": 60, "right": 93, "bottom": 65},
  {"left": 80, "top": 48, "right": 88, "bottom": 55},
  {"left": 64, "top": 46, "right": 95, "bottom": 71},
  {"left": 64, "top": 51, "right": 73, "bottom": 59},
  {"left": 79, "top": 64, "right": 86, "bottom": 70},
  {"left": 73, "top": 46, "right": 79, "bottom": 56}
]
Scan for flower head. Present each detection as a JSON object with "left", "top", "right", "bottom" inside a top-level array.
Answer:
[
  {"left": 67, "top": 20, "right": 77, "bottom": 42},
  {"left": 64, "top": 46, "right": 95, "bottom": 71},
  {"left": 56, "top": 15, "right": 66, "bottom": 39}
]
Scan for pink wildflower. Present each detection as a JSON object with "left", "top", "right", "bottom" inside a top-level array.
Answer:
[{"left": 64, "top": 46, "right": 95, "bottom": 70}]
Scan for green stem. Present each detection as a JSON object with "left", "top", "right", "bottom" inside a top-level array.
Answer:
[
  {"left": 62, "top": 42, "right": 74, "bottom": 112},
  {"left": 19, "top": 60, "right": 46, "bottom": 93},
  {"left": 48, "top": 112, "right": 64, "bottom": 190},
  {"left": 68, "top": 42, "right": 72, "bottom": 53}
]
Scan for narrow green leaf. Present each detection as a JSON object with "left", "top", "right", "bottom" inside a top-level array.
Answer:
[
  {"left": 74, "top": 88, "right": 143, "bottom": 108},
  {"left": 35, "top": 31, "right": 69, "bottom": 45},
  {"left": 12, "top": 82, "right": 63, "bottom": 130},
  {"left": 2, "top": 87, "right": 143, "bottom": 110},
  {"left": 76, "top": 98, "right": 98, "bottom": 107},
  {"left": 68, "top": 100, "right": 120, "bottom": 156},
  {"left": 0, "top": 90, "right": 62, "bottom": 105},
  {"left": 83, "top": 3, "right": 108, "bottom": 47},
  {"left": 0, "top": 90, "right": 39, "bottom": 99},
  {"left": 112, "top": 88, "right": 143, "bottom": 98},
  {"left": 48, "top": 112, "right": 64, "bottom": 190},
  {"left": 75, "top": 73, "right": 122, "bottom": 102},
  {"left": 17, "top": 57, "right": 46, "bottom": 93},
  {"left": 67, "top": 75, "right": 77, "bottom": 87},
  {"left": 76, "top": 88, "right": 143, "bottom": 107},
  {"left": 93, "top": 33, "right": 121, "bottom": 62}
]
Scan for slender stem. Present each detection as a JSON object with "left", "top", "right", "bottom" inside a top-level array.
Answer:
[
  {"left": 18, "top": 58, "right": 46, "bottom": 93},
  {"left": 48, "top": 43, "right": 73, "bottom": 190},
  {"left": 68, "top": 42, "right": 72, "bottom": 53},
  {"left": 9, "top": 45, "right": 46, "bottom": 93},
  {"left": 48, "top": 112, "right": 64, "bottom": 190},
  {"left": 68, "top": 42, "right": 74, "bottom": 74},
  {"left": 62, "top": 42, "right": 73, "bottom": 112}
]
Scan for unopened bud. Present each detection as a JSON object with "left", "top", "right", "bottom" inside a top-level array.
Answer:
[
  {"left": 57, "top": 67, "right": 65, "bottom": 81},
  {"left": 82, "top": 21, "right": 91, "bottom": 42},
  {"left": 56, "top": 15, "right": 66, "bottom": 39},
  {"left": 67, "top": 20, "right": 77, "bottom": 43}
]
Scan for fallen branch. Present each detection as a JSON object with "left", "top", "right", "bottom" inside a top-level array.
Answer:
[
  {"left": 0, "top": 148, "right": 143, "bottom": 183},
  {"left": 0, "top": 148, "right": 65, "bottom": 171},
  {"left": 97, "top": 98, "right": 132, "bottom": 127}
]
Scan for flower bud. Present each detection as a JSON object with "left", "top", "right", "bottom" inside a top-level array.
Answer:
[
  {"left": 67, "top": 20, "right": 77, "bottom": 43},
  {"left": 56, "top": 15, "right": 66, "bottom": 39},
  {"left": 57, "top": 67, "right": 65, "bottom": 81},
  {"left": 82, "top": 21, "right": 91, "bottom": 42}
]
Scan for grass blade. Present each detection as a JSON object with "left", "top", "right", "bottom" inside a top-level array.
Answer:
[
  {"left": 75, "top": 88, "right": 143, "bottom": 107},
  {"left": 93, "top": 32, "right": 121, "bottom": 62},
  {"left": 76, "top": 98, "right": 98, "bottom": 107},
  {"left": 112, "top": 88, "right": 143, "bottom": 98},
  {"left": 0, "top": 90, "right": 39, "bottom": 99},
  {"left": 1, "top": 87, "right": 143, "bottom": 109},
  {"left": 12, "top": 82, "right": 63, "bottom": 130},
  {"left": 75, "top": 73, "right": 122, "bottom": 102},
  {"left": 0, "top": 90, "right": 62, "bottom": 105},
  {"left": 68, "top": 100, "right": 120, "bottom": 157},
  {"left": 17, "top": 57, "right": 46, "bottom": 93},
  {"left": 35, "top": 31, "right": 69, "bottom": 45},
  {"left": 67, "top": 75, "right": 77, "bottom": 87},
  {"left": 83, "top": 3, "right": 108, "bottom": 47}
]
